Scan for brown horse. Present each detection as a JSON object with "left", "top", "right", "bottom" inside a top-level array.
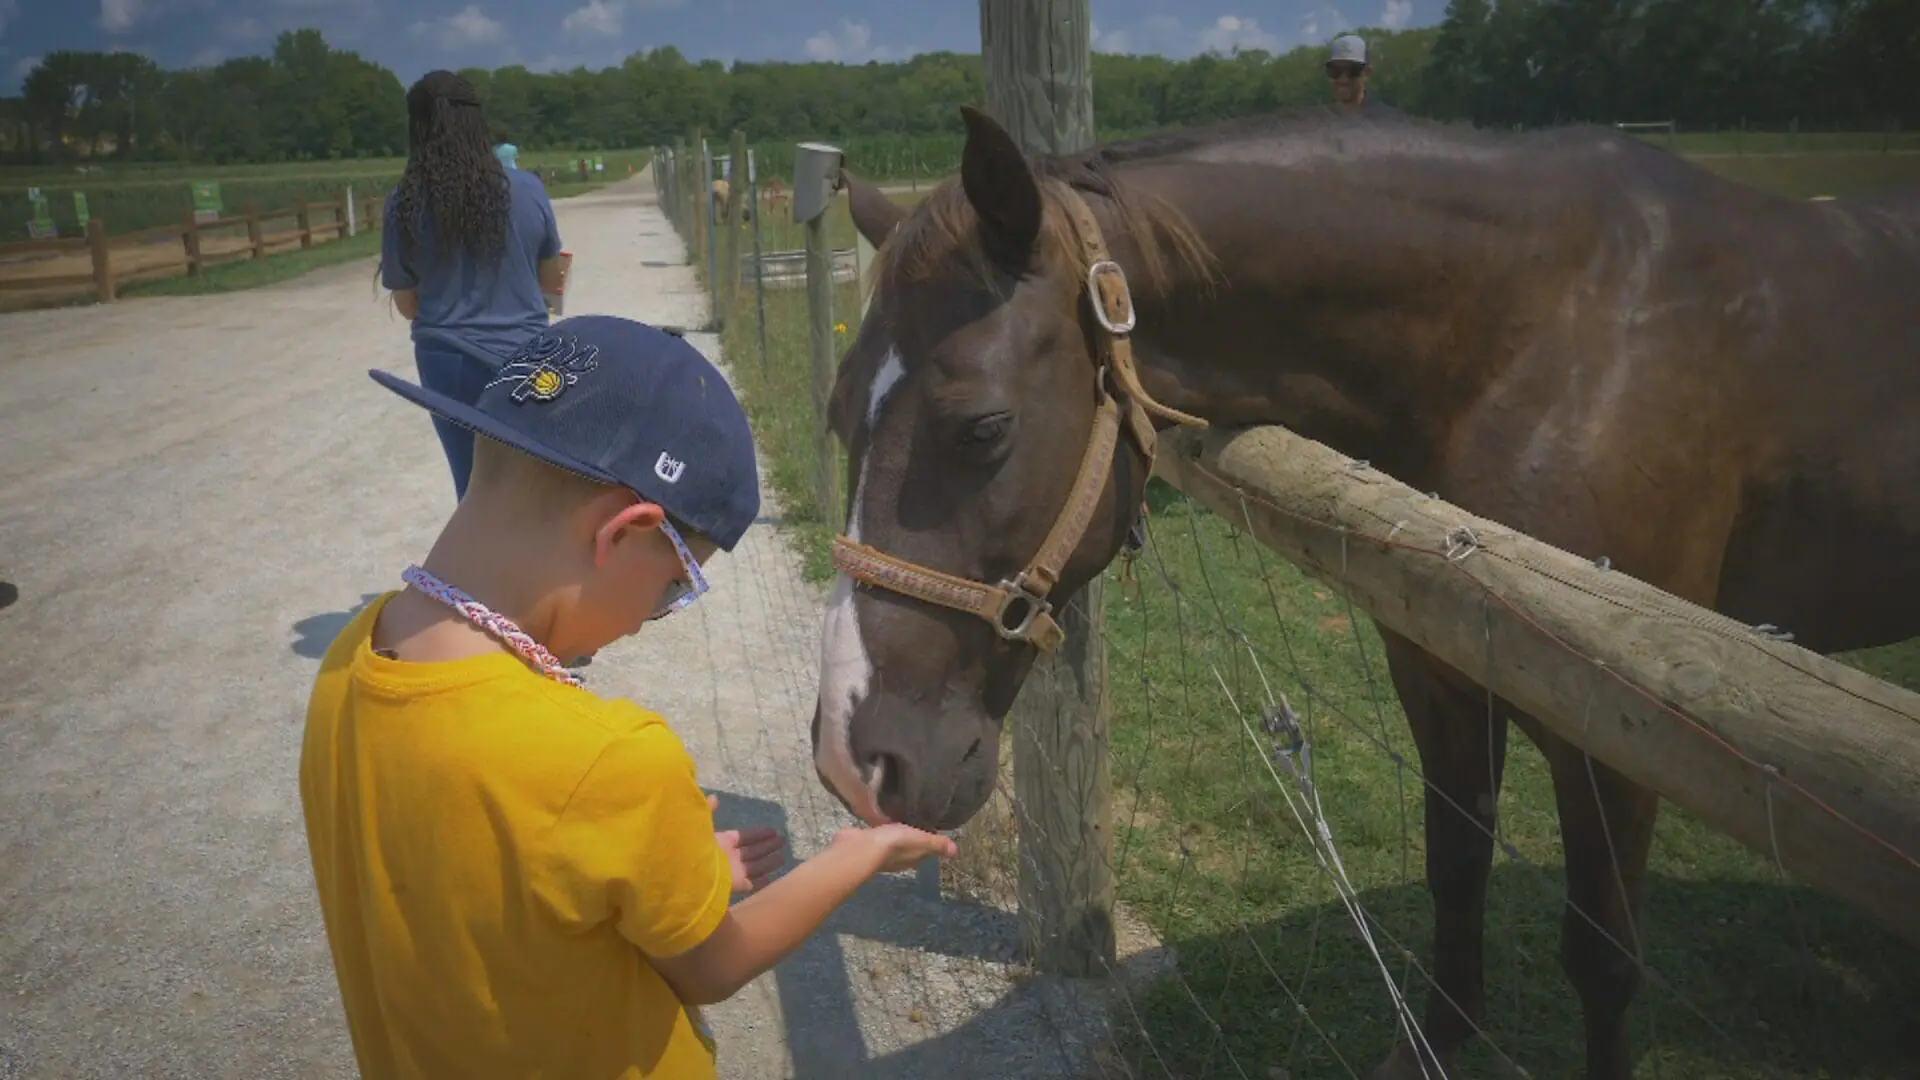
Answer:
[{"left": 810, "top": 104, "right": 1920, "bottom": 1078}]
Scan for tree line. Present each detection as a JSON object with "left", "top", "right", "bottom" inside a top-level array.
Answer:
[{"left": 2, "top": 0, "right": 1912, "bottom": 166}]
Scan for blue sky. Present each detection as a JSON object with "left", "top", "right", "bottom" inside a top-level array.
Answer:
[{"left": 2, "top": 0, "right": 1435, "bottom": 94}]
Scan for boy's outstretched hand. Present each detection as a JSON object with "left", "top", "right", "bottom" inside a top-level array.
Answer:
[
  {"left": 834, "top": 823, "right": 959, "bottom": 874},
  {"left": 709, "top": 795, "right": 788, "bottom": 894}
]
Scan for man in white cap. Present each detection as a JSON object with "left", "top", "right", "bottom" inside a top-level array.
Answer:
[{"left": 1326, "top": 34, "right": 1389, "bottom": 112}]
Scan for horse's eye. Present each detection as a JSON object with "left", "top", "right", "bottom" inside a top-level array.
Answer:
[{"left": 960, "top": 413, "right": 1012, "bottom": 449}]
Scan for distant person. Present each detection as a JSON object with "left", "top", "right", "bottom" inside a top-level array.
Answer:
[
  {"left": 382, "top": 70, "right": 567, "bottom": 501},
  {"left": 1326, "top": 34, "right": 1398, "bottom": 115},
  {"left": 301, "top": 313, "right": 959, "bottom": 1079}
]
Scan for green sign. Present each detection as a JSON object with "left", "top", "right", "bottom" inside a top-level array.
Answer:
[
  {"left": 26, "top": 186, "right": 56, "bottom": 240},
  {"left": 73, "top": 191, "right": 89, "bottom": 225},
  {"left": 191, "top": 180, "right": 223, "bottom": 223}
]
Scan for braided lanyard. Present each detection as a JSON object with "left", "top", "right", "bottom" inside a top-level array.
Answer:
[{"left": 400, "top": 564, "right": 583, "bottom": 688}]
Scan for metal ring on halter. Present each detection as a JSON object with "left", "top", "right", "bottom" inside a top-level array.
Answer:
[
  {"left": 990, "top": 576, "right": 1054, "bottom": 642},
  {"left": 1086, "top": 259, "right": 1137, "bottom": 334}
]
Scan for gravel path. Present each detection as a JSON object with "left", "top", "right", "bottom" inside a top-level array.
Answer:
[{"left": 0, "top": 175, "right": 1145, "bottom": 1079}]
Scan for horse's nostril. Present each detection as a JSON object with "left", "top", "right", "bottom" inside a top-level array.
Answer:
[{"left": 865, "top": 753, "right": 907, "bottom": 800}]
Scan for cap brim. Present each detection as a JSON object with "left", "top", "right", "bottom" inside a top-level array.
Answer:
[{"left": 369, "top": 368, "right": 623, "bottom": 488}]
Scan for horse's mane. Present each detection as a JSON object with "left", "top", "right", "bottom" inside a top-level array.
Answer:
[
  {"left": 867, "top": 106, "right": 1552, "bottom": 302},
  {"left": 870, "top": 124, "right": 1237, "bottom": 301}
]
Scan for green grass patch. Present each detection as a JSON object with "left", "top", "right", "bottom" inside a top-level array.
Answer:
[
  {"left": 120, "top": 229, "right": 383, "bottom": 299},
  {"left": 100, "top": 178, "right": 615, "bottom": 302},
  {"left": 701, "top": 168, "right": 1920, "bottom": 1080},
  {"left": 1694, "top": 151, "right": 1920, "bottom": 199},
  {"left": 0, "top": 150, "right": 651, "bottom": 243}
]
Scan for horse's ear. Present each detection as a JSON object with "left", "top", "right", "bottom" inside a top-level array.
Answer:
[
  {"left": 959, "top": 105, "right": 1042, "bottom": 261},
  {"left": 842, "top": 168, "right": 907, "bottom": 248}
]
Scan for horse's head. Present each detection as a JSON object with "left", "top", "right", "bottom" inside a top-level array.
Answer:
[{"left": 810, "top": 106, "right": 1208, "bottom": 830}]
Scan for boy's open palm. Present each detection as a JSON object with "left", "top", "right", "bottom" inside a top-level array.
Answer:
[
  {"left": 836, "top": 823, "right": 959, "bottom": 874},
  {"left": 708, "top": 794, "right": 788, "bottom": 893}
]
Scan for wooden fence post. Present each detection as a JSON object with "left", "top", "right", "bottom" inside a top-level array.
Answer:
[
  {"left": 245, "top": 202, "right": 265, "bottom": 260},
  {"left": 87, "top": 217, "right": 116, "bottom": 303},
  {"left": 981, "top": 0, "right": 1116, "bottom": 979},
  {"left": 295, "top": 199, "right": 313, "bottom": 249},
  {"left": 723, "top": 128, "right": 748, "bottom": 321},
  {"left": 336, "top": 189, "right": 351, "bottom": 239},
  {"left": 181, "top": 210, "right": 203, "bottom": 277},
  {"left": 796, "top": 141, "right": 844, "bottom": 527}
]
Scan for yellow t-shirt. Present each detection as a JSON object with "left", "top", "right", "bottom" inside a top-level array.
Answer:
[{"left": 299, "top": 591, "right": 732, "bottom": 1079}]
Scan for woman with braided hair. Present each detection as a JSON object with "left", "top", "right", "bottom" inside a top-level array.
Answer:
[{"left": 381, "top": 70, "right": 568, "bottom": 500}]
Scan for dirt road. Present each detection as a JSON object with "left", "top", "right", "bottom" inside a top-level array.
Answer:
[{"left": 0, "top": 175, "right": 1134, "bottom": 1079}]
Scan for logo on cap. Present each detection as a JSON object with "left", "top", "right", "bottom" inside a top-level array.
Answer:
[
  {"left": 487, "top": 333, "right": 601, "bottom": 403},
  {"left": 655, "top": 452, "right": 687, "bottom": 484}
]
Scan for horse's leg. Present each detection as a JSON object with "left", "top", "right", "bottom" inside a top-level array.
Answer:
[
  {"left": 1371, "top": 631, "right": 1510, "bottom": 1080},
  {"left": 1534, "top": 729, "right": 1661, "bottom": 1080}
]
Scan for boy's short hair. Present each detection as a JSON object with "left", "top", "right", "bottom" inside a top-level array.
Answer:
[{"left": 372, "top": 316, "right": 760, "bottom": 550}]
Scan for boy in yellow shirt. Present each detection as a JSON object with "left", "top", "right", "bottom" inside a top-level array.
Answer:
[{"left": 300, "top": 314, "right": 957, "bottom": 1079}]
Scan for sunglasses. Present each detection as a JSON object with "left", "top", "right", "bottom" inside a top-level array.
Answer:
[
  {"left": 1326, "top": 63, "right": 1367, "bottom": 80},
  {"left": 648, "top": 516, "right": 711, "bottom": 621}
]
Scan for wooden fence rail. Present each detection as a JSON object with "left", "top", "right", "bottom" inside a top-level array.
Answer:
[
  {"left": 0, "top": 188, "right": 387, "bottom": 304},
  {"left": 1154, "top": 423, "right": 1920, "bottom": 946}
]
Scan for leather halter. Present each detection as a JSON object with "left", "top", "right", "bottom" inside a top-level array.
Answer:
[{"left": 829, "top": 183, "right": 1208, "bottom": 653}]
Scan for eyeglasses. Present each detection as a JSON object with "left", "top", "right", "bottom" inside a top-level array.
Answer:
[
  {"left": 648, "top": 516, "right": 711, "bottom": 621},
  {"left": 1326, "top": 62, "right": 1366, "bottom": 80}
]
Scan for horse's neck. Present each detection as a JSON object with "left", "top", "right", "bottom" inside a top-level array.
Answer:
[{"left": 1113, "top": 149, "right": 1569, "bottom": 484}]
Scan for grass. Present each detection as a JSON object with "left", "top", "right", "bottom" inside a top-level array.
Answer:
[
  {"left": 119, "top": 228, "right": 385, "bottom": 299},
  {"left": 0, "top": 149, "right": 651, "bottom": 243},
  {"left": 9, "top": 175, "right": 622, "bottom": 308},
  {"left": 698, "top": 155, "right": 1920, "bottom": 1079}
]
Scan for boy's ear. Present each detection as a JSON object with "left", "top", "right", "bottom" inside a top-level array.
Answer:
[{"left": 592, "top": 499, "right": 667, "bottom": 563}]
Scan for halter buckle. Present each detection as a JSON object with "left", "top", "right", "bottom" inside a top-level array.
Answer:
[
  {"left": 990, "top": 574, "right": 1054, "bottom": 643},
  {"left": 1086, "top": 259, "right": 1137, "bottom": 334}
]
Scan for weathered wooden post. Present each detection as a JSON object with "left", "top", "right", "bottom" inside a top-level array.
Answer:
[
  {"left": 701, "top": 137, "right": 719, "bottom": 320},
  {"left": 86, "top": 217, "right": 116, "bottom": 303},
  {"left": 747, "top": 147, "right": 771, "bottom": 376},
  {"left": 981, "top": 0, "right": 1115, "bottom": 978},
  {"left": 245, "top": 202, "right": 266, "bottom": 260},
  {"left": 181, "top": 210, "right": 203, "bottom": 277},
  {"left": 723, "top": 128, "right": 748, "bottom": 321},
  {"left": 295, "top": 198, "right": 314, "bottom": 249},
  {"left": 795, "top": 140, "right": 845, "bottom": 526}
]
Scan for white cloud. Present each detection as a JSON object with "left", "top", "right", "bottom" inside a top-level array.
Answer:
[
  {"left": 1092, "top": 15, "right": 1183, "bottom": 55},
  {"left": 98, "top": 0, "right": 143, "bottom": 34},
  {"left": 1300, "top": 5, "right": 1351, "bottom": 45},
  {"left": 1092, "top": 14, "right": 1283, "bottom": 58},
  {"left": 10, "top": 53, "right": 39, "bottom": 86},
  {"left": 1197, "top": 15, "right": 1280, "bottom": 55},
  {"left": 562, "top": 0, "right": 622, "bottom": 38},
  {"left": 222, "top": 15, "right": 263, "bottom": 40},
  {"left": 801, "top": 19, "right": 911, "bottom": 63},
  {"left": 1380, "top": 0, "right": 1413, "bottom": 30},
  {"left": 409, "top": 4, "right": 505, "bottom": 50}
]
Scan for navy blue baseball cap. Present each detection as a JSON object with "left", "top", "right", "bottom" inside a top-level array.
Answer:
[{"left": 370, "top": 315, "right": 761, "bottom": 551}]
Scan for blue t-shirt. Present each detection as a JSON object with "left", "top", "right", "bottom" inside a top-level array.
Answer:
[{"left": 381, "top": 169, "right": 562, "bottom": 363}]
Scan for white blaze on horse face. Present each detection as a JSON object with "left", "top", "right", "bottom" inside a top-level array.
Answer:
[{"left": 815, "top": 348, "right": 907, "bottom": 824}]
